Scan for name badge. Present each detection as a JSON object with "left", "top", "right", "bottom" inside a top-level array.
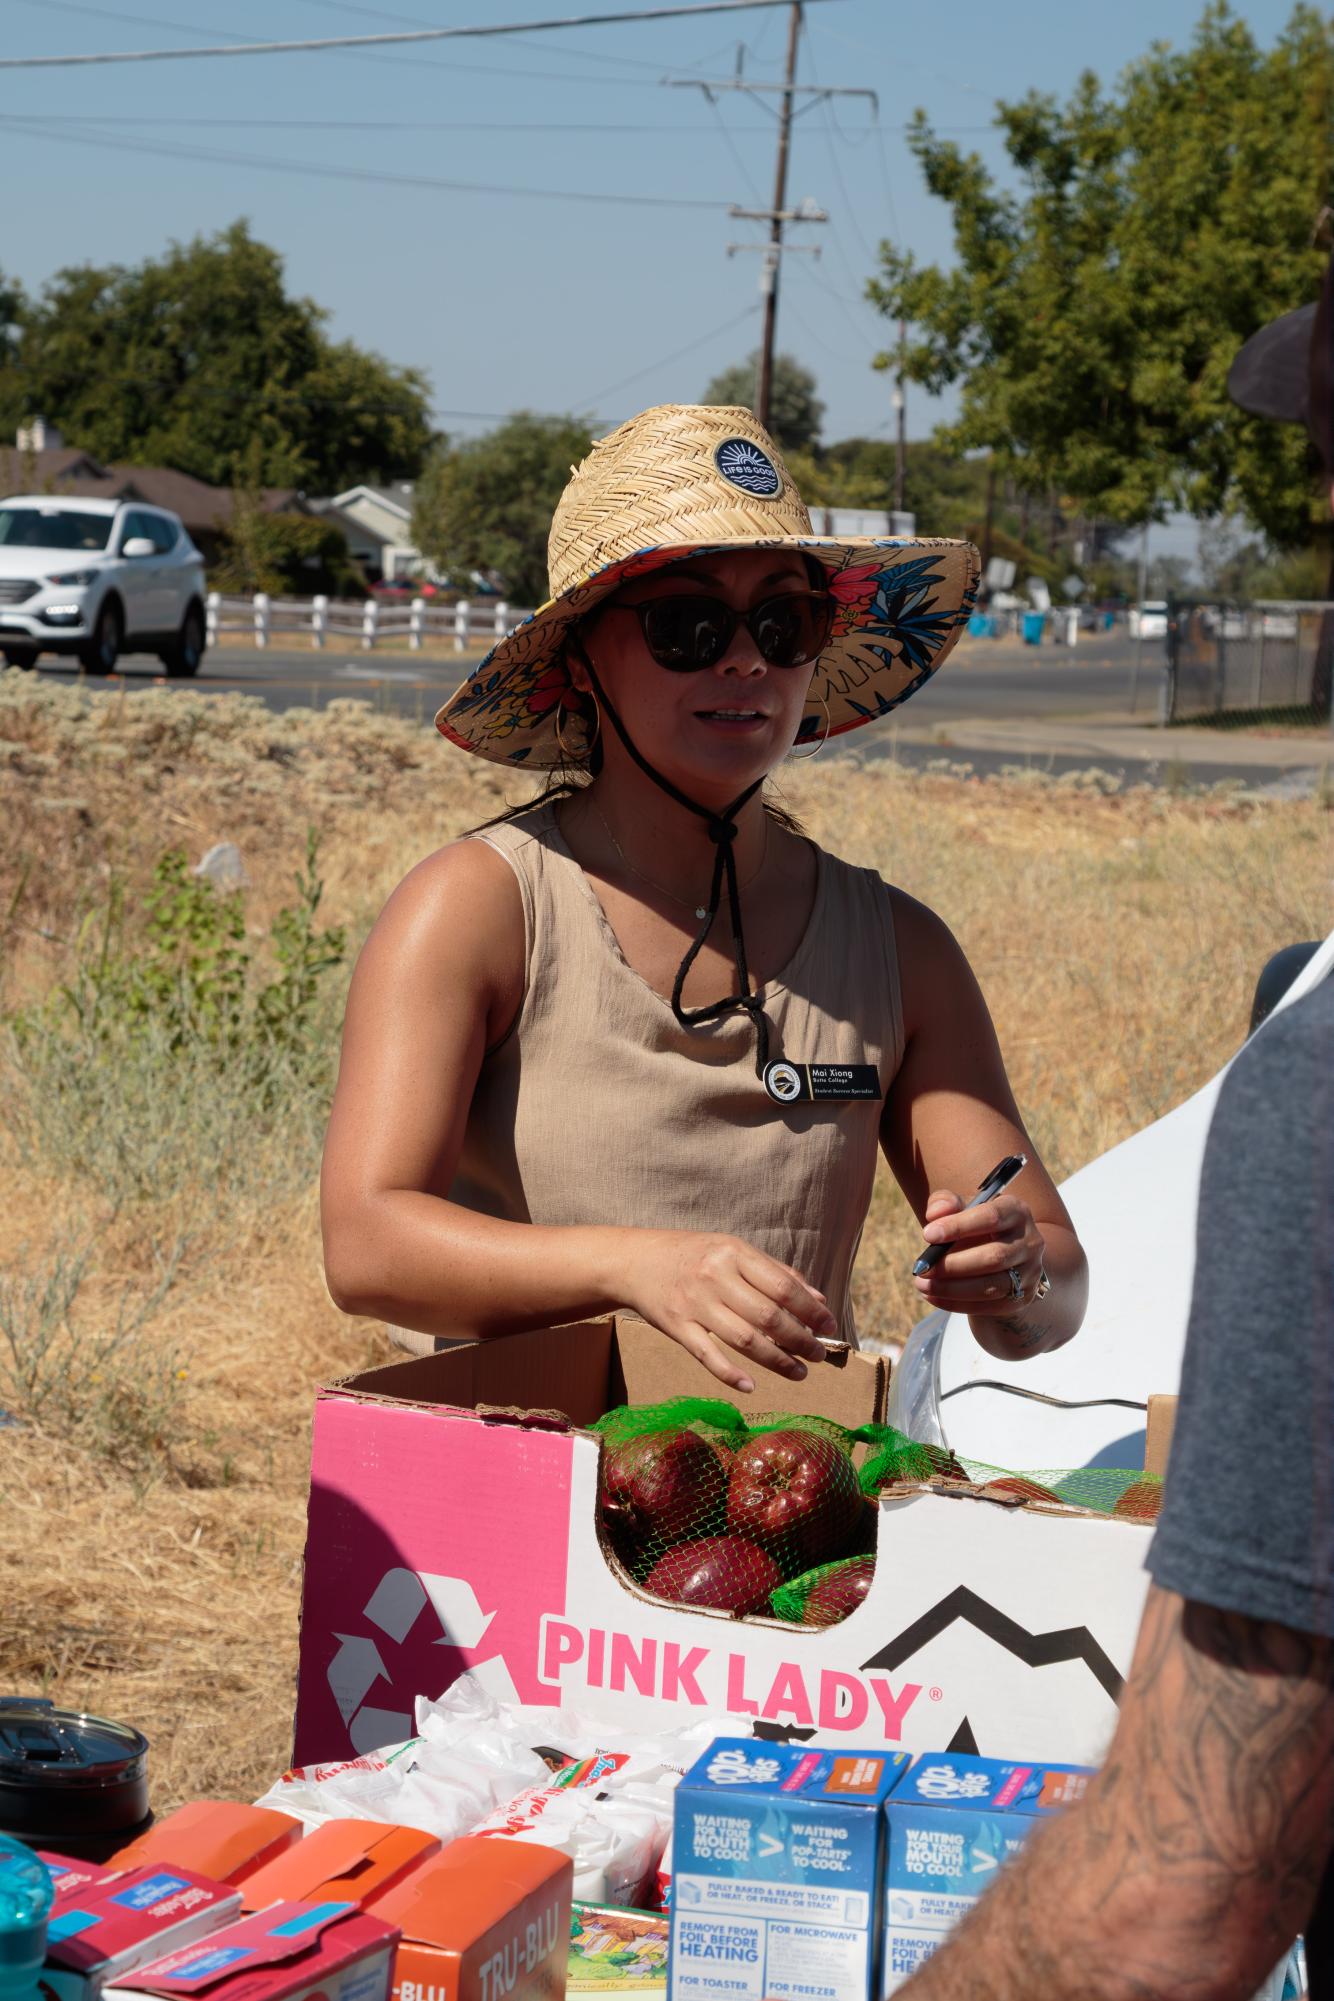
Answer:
[{"left": 763, "top": 1061, "right": 882, "bottom": 1106}]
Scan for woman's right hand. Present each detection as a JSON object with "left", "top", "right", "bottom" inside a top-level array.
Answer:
[{"left": 618, "top": 1230, "right": 838, "bottom": 1392}]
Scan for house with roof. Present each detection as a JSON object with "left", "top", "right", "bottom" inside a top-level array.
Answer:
[
  {"left": 0, "top": 423, "right": 314, "bottom": 568},
  {"left": 315, "top": 481, "right": 427, "bottom": 583}
]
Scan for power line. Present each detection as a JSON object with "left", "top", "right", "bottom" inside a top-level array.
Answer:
[
  {"left": 788, "top": 255, "right": 878, "bottom": 359},
  {"left": 0, "top": 0, "right": 835, "bottom": 70},
  {"left": 0, "top": 110, "right": 993, "bottom": 135},
  {"left": 13, "top": 0, "right": 688, "bottom": 86},
  {"left": 281, "top": 0, "right": 735, "bottom": 76},
  {"left": 870, "top": 113, "right": 902, "bottom": 242},
  {"left": 576, "top": 301, "right": 761, "bottom": 407},
  {"left": 8, "top": 0, "right": 684, "bottom": 86},
  {"left": 0, "top": 112, "right": 772, "bottom": 134},
  {"left": 703, "top": 92, "right": 769, "bottom": 208},
  {"left": 776, "top": 285, "right": 870, "bottom": 369},
  {"left": 0, "top": 115, "right": 729, "bottom": 210}
]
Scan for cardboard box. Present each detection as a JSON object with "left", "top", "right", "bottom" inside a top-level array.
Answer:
[
  {"left": 112, "top": 1805, "right": 302, "bottom": 1886},
  {"left": 568, "top": 1903, "right": 667, "bottom": 1997},
  {"left": 881, "top": 1753, "right": 1095, "bottom": 1992},
  {"left": 1144, "top": 1396, "right": 1177, "bottom": 1478},
  {"left": 239, "top": 1822, "right": 439, "bottom": 1913},
  {"left": 669, "top": 1740, "right": 908, "bottom": 2001},
  {"left": 367, "top": 1834, "right": 572, "bottom": 2001},
  {"left": 295, "top": 1318, "right": 1154, "bottom": 1768},
  {"left": 42, "top": 1864, "right": 242, "bottom": 1999},
  {"left": 101, "top": 1900, "right": 398, "bottom": 2001}
]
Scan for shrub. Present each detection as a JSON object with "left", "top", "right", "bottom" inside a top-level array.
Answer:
[{"left": 3, "top": 831, "right": 345, "bottom": 1211}]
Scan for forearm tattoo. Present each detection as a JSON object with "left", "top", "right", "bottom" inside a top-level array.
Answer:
[{"left": 899, "top": 1587, "right": 1334, "bottom": 2001}]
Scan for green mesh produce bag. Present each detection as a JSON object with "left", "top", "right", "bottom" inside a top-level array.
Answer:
[
  {"left": 595, "top": 1399, "right": 1160, "bottom": 1625},
  {"left": 858, "top": 1425, "right": 968, "bottom": 1495},
  {"left": 770, "top": 1554, "right": 877, "bottom": 1628},
  {"left": 856, "top": 1427, "right": 1161, "bottom": 1519},
  {"left": 594, "top": 1396, "right": 865, "bottom": 1612},
  {"left": 955, "top": 1463, "right": 1164, "bottom": 1516}
]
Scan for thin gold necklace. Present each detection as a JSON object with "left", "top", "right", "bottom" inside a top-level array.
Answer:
[{"left": 592, "top": 800, "right": 769, "bottom": 923}]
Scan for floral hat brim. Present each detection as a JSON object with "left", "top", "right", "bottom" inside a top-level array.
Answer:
[{"left": 434, "top": 535, "right": 981, "bottom": 768}]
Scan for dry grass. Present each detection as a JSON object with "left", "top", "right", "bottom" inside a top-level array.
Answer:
[{"left": 0, "top": 668, "right": 1330, "bottom": 1809}]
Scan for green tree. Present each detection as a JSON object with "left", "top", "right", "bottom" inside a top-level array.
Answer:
[
  {"left": 701, "top": 351, "right": 825, "bottom": 452},
  {"left": 6, "top": 222, "right": 435, "bottom": 490},
  {"left": 210, "top": 439, "right": 367, "bottom": 595},
  {"left": 868, "top": 4, "right": 1334, "bottom": 547},
  {"left": 411, "top": 412, "right": 594, "bottom": 606}
]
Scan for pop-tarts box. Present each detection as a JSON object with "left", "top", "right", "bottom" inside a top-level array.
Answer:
[
  {"left": 101, "top": 1899, "right": 398, "bottom": 2001},
  {"left": 882, "top": 1754, "right": 1095, "bottom": 1992},
  {"left": 41, "top": 1863, "right": 242, "bottom": 2000},
  {"left": 669, "top": 1739, "right": 910, "bottom": 2001}
]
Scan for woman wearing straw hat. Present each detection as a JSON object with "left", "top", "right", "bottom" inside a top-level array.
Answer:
[{"left": 321, "top": 404, "right": 1087, "bottom": 1391}]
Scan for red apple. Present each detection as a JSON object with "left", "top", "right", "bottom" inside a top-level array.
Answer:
[
  {"left": 846, "top": 1500, "right": 880, "bottom": 1557},
  {"left": 726, "top": 1428, "right": 862, "bottom": 1573},
  {"left": 601, "top": 1427, "right": 728, "bottom": 1559},
  {"left": 802, "top": 1555, "right": 876, "bottom": 1627},
  {"left": 644, "top": 1536, "right": 781, "bottom": 1615},
  {"left": 1113, "top": 1479, "right": 1163, "bottom": 1522}
]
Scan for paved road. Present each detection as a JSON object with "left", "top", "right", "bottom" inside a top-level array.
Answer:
[
  {"left": 24, "top": 631, "right": 1168, "bottom": 722},
  {"left": 22, "top": 635, "right": 1328, "bottom": 793}
]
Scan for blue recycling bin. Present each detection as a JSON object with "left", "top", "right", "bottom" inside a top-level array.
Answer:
[
  {"left": 967, "top": 612, "right": 991, "bottom": 637},
  {"left": 1022, "top": 611, "right": 1046, "bottom": 645}
]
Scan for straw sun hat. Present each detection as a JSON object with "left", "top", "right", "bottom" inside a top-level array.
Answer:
[{"left": 435, "top": 403, "right": 980, "bottom": 768}]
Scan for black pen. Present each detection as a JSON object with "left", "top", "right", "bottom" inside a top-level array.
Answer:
[{"left": 911, "top": 1153, "right": 1028, "bottom": 1277}]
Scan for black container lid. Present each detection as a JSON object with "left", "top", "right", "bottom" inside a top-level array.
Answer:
[{"left": 0, "top": 1698, "right": 149, "bottom": 1839}]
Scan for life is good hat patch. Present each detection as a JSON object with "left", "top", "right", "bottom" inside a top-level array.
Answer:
[{"left": 435, "top": 402, "right": 980, "bottom": 768}]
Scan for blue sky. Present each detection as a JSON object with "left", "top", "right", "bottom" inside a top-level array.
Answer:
[{"left": 0, "top": 0, "right": 1307, "bottom": 563}]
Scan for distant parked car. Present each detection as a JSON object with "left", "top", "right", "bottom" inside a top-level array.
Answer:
[
  {"left": 1130, "top": 599, "right": 1169, "bottom": 641},
  {"left": 1259, "top": 610, "right": 1299, "bottom": 638},
  {"left": 0, "top": 495, "right": 207, "bottom": 676}
]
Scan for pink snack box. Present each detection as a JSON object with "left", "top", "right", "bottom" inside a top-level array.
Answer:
[
  {"left": 41, "top": 1863, "right": 242, "bottom": 2000},
  {"left": 101, "top": 1900, "right": 399, "bottom": 2001}
]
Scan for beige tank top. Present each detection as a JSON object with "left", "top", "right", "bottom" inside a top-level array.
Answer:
[{"left": 391, "top": 801, "right": 905, "bottom": 1354}]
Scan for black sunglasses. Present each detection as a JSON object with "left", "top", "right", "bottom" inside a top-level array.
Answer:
[{"left": 604, "top": 589, "right": 833, "bottom": 672}]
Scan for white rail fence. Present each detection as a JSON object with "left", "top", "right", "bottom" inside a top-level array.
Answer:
[{"left": 205, "top": 592, "right": 530, "bottom": 653}]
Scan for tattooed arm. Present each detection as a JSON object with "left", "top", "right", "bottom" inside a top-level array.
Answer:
[{"left": 899, "top": 1585, "right": 1334, "bottom": 2001}]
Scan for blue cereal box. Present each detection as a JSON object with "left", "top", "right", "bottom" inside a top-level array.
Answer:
[
  {"left": 882, "top": 1754, "right": 1095, "bottom": 1992},
  {"left": 669, "top": 1739, "right": 909, "bottom": 2001}
]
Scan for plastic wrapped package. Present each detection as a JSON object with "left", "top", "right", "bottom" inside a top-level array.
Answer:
[
  {"left": 255, "top": 1676, "right": 748, "bottom": 1875},
  {"left": 253, "top": 1678, "right": 553, "bottom": 1837},
  {"left": 473, "top": 1786, "right": 664, "bottom": 1905}
]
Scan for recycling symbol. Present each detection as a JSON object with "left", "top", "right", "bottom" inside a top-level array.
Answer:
[{"left": 327, "top": 1568, "right": 506, "bottom": 1755}]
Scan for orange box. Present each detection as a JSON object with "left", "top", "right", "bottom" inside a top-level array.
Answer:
[
  {"left": 239, "top": 1819, "right": 439, "bottom": 1913},
  {"left": 368, "top": 1836, "right": 573, "bottom": 2001},
  {"left": 112, "top": 1804, "right": 303, "bottom": 1885}
]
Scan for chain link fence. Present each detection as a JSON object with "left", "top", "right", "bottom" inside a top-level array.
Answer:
[{"left": 1164, "top": 597, "right": 1334, "bottom": 728}]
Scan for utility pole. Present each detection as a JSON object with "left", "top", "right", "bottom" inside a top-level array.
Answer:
[
  {"left": 755, "top": 2, "right": 801, "bottom": 431},
  {"left": 892, "top": 316, "right": 907, "bottom": 514},
  {"left": 666, "top": 12, "right": 873, "bottom": 433},
  {"left": 980, "top": 454, "right": 997, "bottom": 573}
]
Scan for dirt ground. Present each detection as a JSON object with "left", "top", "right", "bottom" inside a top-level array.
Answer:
[{"left": 1, "top": 668, "right": 1329, "bottom": 1807}]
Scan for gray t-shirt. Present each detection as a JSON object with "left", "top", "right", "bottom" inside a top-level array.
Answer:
[
  {"left": 1148, "top": 973, "right": 1333, "bottom": 1631},
  {"left": 1146, "top": 971, "right": 1332, "bottom": 1994}
]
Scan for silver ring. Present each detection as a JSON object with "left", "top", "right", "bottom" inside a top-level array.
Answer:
[{"left": 1006, "top": 1266, "right": 1025, "bottom": 1302}]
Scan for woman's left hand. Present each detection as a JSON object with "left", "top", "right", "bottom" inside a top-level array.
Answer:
[{"left": 911, "top": 1187, "right": 1046, "bottom": 1319}]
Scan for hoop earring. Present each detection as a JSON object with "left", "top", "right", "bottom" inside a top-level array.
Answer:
[
  {"left": 554, "top": 690, "right": 601, "bottom": 764},
  {"left": 791, "top": 694, "right": 830, "bottom": 761}
]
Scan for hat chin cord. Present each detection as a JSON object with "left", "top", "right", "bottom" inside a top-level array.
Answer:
[{"left": 568, "top": 633, "right": 772, "bottom": 1077}]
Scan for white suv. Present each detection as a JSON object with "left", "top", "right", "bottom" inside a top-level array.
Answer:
[{"left": 0, "top": 495, "right": 207, "bottom": 677}]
